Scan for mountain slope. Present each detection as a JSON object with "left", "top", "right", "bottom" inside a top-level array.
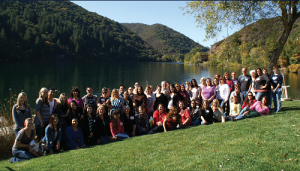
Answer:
[
  {"left": 0, "top": 1, "right": 162, "bottom": 61},
  {"left": 209, "top": 17, "right": 300, "bottom": 68},
  {"left": 122, "top": 23, "right": 209, "bottom": 58}
]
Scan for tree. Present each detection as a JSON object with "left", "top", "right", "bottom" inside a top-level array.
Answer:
[{"left": 182, "top": 1, "right": 300, "bottom": 70}]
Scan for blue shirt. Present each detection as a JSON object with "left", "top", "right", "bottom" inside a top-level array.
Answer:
[
  {"left": 44, "top": 125, "right": 62, "bottom": 151},
  {"left": 65, "top": 126, "right": 84, "bottom": 148},
  {"left": 270, "top": 73, "right": 283, "bottom": 88}
]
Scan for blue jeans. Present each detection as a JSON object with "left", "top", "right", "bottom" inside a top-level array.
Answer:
[
  {"left": 200, "top": 121, "right": 211, "bottom": 125},
  {"left": 255, "top": 92, "right": 267, "bottom": 101},
  {"left": 100, "top": 135, "right": 111, "bottom": 144},
  {"left": 116, "top": 133, "right": 129, "bottom": 141},
  {"left": 225, "top": 115, "right": 237, "bottom": 121},
  {"left": 220, "top": 100, "right": 229, "bottom": 115},
  {"left": 241, "top": 91, "right": 248, "bottom": 98},
  {"left": 192, "top": 119, "right": 201, "bottom": 125},
  {"left": 12, "top": 149, "right": 34, "bottom": 160},
  {"left": 235, "top": 107, "right": 250, "bottom": 120},
  {"left": 272, "top": 88, "right": 282, "bottom": 112}
]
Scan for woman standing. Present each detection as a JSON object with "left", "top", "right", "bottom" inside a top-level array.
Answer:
[
  {"left": 224, "top": 72, "right": 234, "bottom": 93},
  {"left": 189, "top": 79, "right": 200, "bottom": 101},
  {"left": 109, "top": 89, "right": 124, "bottom": 116},
  {"left": 254, "top": 68, "right": 270, "bottom": 101},
  {"left": 199, "top": 77, "right": 207, "bottom": 90},
  {"left": 163, "top": 106, "right": 182, "bottom": 132},
  {"left": 34, "top": 87, "right": 51, "bottom": 138},
  {"left": 270, "top": 66, "right": 283, "bottom": 113},
  {"left": 185, "top": 81, "right": 191, "bottom": 93},
  {"left": 96, "top": 105, "right": 111, "bottom": 144},
  {"left": 12, "top": 118, "right": 35, "bottom": 160},
  {"left": 145, "top": 86, "right": 156, "bottom": 118},
  {"left": 65, "top": 100, "right": 83, "bottom": 127},
  {"left": 217, "top": 77, "right": 230, "bottom": 116},
  {"left": 81, "top": 104, "right": 100, "bottom": 146},
  {"left": 55, "top": 93, "right": 68, "bottom": 143},
  {"left": 64, "top": 118, "right": 85, "bottom": 150},
  {"left": 123, "top": 90, "right": 133, "bottom": 114},
  {"left": 68, "top": 87, "right": 84, "bottom": 109},
  {"left": 43, "top": 114, "right": 61, "bottom": 154},
  {"left": 178, "top": 101, "right": 192, "bottom": 127},
  {"left": 201, "top": 78, "right": 216, "bottom": 104},
  {"left": 153, "top": 85, "right": 168, "bottom": 111},
  {"left": 133, "top": 86, "right": 147, "bottom": 113},
  {"left": 180, "top": 84, "right": 190, "bottom": 107},
  {"left": 12, "top": 92, "right": 32, "bottom": 136},
  {"left": 166, "top": 84, "right": 183, "bottom": 110}
]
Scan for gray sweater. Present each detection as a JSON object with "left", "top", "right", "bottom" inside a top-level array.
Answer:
[
  {"left": 12, "top": 104, "right": 32, "bottom": 129},
  {"left": 34, "top": 98, "right": 50, "bottom": 125}
]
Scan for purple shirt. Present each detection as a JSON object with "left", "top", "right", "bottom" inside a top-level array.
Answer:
[
  {"left": 68, "top": 98, "right": 84, "bottom": 109},
  {"left": 202, "top": 86, "right": 215, "bottom": 100}
]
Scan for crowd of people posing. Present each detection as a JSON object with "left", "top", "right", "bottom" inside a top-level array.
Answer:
[{"left": 11, "top": 66, "right": 283, "bottom": 162}]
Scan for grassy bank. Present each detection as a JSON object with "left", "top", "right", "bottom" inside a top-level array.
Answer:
[{"left": 1, "top": 101, "right": 300, "bottom": 170}]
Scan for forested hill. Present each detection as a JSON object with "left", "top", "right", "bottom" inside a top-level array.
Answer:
[
  {"left": 208, "top": 17, "right": 300, "bottom": 69},
  {"left": 122, "top": 23, "right": 209, "bottom": 61},
  {"left": 0, "top": 1, "right": 162, "bottom": 62}
]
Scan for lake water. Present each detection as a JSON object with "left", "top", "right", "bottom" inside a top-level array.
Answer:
[{"left": 0, "top": 61, "right": 299, "bottom": 106}]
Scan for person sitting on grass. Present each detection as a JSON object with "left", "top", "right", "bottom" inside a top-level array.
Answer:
[
  {"left": 110, "top": 110, "right": 129, "bottom": 141},
  {"left": 64, "top": 118, "right": 85, "bottom": 150},
  {"left": 148, "top": 104, "right": 168, "bottom": 134},
  {"left": 234, "top": 96, "right": 269, "bottom": 121},
  {"left": 29, "top": 135, "right": 43, "bottom": 157},
  {"left": 122, "top": 105, "right": 136, "bottom": 137},
  {"left": 96, "top": 105, "right": 111, "bottom": 144},
  {"left": 241, "top": 92, "right": 257, "bottom": 109},
  {"left": 81, "top": 104, "right": 100, "bottom": 146},
  {"left": 11, "top": 118, "right": 35, "bottom": 161},
  {"left": 200, "top": 100, "right": 214, "bottom": 125},
  {"left": 189, "top": 99, "right": 202, "bottom": 125},
  {"left": 226, "top": 95, "right": 241, "bottom": 121},
  {"left": 135, "top": 106, "right": 149, "bottom": 135},
  {"left": 178, "top": 101, "right": 192, "bottom": 128},
  {"left": 42, "top": 114, "right": 61, "bottom": 154},
  {"left": 163, "top": 106, "right": 182, "bottom": 132},
  {"left": 211, "top": 99, "right": 225, "bottom": 123}
]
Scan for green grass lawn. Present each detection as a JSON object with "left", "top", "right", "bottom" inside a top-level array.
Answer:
[{"left": 1, "top": 101, "right": 300, "bottom": 170}]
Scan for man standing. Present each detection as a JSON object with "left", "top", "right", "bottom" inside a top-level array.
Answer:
[
  {"left": 270, "top": 66, "right": 283, "bottom": 113},
  {"left": 82, "top": 86, "right": 98, "bottom": 111},
  {"left": 119, "top": 85, "right": 126, "bottom": 99},
  {"left": 238, "top": 68, "right": 251, "bottom": 98}
]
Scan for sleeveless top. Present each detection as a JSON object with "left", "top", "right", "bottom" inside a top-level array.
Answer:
[{"left": 13, "top": 128, "right": 35, "bottom": 151}]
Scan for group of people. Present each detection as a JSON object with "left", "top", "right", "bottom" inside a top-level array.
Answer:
[{"left": 11, "top": 66, "right": 283, "bottom": 162}]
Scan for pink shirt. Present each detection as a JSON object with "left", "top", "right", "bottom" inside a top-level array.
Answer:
[
  {"left": 250, "top": 101, "right": 269, "bottom": 116},
  {"left": 68, "top": 98, "right": 84, "bottom": 109},
  {"left": 226, "top": 80, "right": 234, "bottom": 92},
  {"left": 180, "top": 108, "right": 192, "bottom": 126},
  {"left": 109, "top": 119, "right": 124, "bottom": 137}
]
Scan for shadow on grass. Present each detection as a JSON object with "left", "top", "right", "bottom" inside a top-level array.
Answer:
[
  {"left": 5, "top": 167, "right": 15, "bottom": 171},
  {"left": 280, "top": 106, "right": 300, "bottom": 112}
]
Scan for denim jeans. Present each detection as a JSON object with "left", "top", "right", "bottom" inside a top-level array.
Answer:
[
  {"left": 241, "top": 91, "right": 248, "bottom": 99},
  {"left": 220, "top": 100, "right": 229, "bottom": 115},
  {"left": 12, "top": 149, "right": 34, "bottom": 160},
  {"left": 200, "top": 121, "right": 211, "bottom": 125},
  {"left": 272, "top": 88, "right": 282, "bottom": 112},
  {"left": 235, "top": 107, "right": 250, "bottom": 120},
  {"left": 100, "top": 135, "right": 111, "bottom": 144},
  {"left": 255, "top": 91, "right": 267, "bottom": 101},
  {"left": 116, "top": 133, "right": 129, "bottom": 141},
  {"left": 192, "top": 119, "right": 201, "bottom": 125},
  {"left": 225, "top": 115, "right": 237, "bottom": 121}
]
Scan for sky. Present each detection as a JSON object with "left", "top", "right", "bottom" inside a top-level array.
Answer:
[{"left": 72, "top": 1, "right": 241, "bottom": 48}]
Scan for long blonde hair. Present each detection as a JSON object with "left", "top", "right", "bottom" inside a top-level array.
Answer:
[
  {"left": 16, "top": 92, "right": 29, "bottom": 109},
  {"left": 37, "top": 87, "right": 49, "bottom": 106},
  {"left": 110, "top": 89, "right": 120, "bottom": 100},
  {"left": 58, "top": 93, "right": 68, "bottom": 106},
  {"left": 212, "top": 99, "right": 224, "bottom": 113}
]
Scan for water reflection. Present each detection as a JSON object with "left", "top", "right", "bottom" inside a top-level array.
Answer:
[{"left": 0, "top": 62, "right": 299, "bottom": 106}]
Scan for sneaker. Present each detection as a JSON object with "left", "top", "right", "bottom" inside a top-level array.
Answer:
[
  {"left": 231, "top": 117, "right": 237, "bottom": 121},
  {"left": 10, "top": 157, "right": 17, "bottom": 163}
]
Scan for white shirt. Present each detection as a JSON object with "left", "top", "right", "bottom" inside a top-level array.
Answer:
[
  {"left": 189, "top": 87, "right": 200, "bottom": 100},
  {"left": 30, "top": 140, "right": 40, "bottom": 152},
  {"left": 49, "top": 99, "right": 55, "bottom": 115},
  {"left": 217, "top": 84, "right": 230, "bottom": 101}
]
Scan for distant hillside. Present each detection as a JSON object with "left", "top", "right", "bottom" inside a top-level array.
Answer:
[
  {"left": 122, "top": 23, "right": 209, "bottom": 61},
  {"left": 0, "top": 1, "right": 162, "bottom": 62},
  {"left": 208, "top": 17, "right": 300, "bottom": 68}
]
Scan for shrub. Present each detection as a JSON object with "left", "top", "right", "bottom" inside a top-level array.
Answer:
[
  {"left": 288, "top": 64, "right": 300, "bottom": 73},
  {"left": 0, "top": 90, "right": 17, "bottom": 159}
]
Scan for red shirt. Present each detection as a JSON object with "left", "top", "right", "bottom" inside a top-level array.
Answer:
[
  {"left": 165, "top": 117, "right": 180, "bottom": 131},
  {"left": 109, "top": 119, "right": 124, "bottom": 137},
  {"left": 242, "top": 99, "right": 257, "bottom": 109},
  {"left": 226, "top": 80, "right": 234, "bottom": 92},
  {"left": 152, "top": 110, "right": 167, "bottom": 127},
  {"left": 180, "top": 108, "right": 192, "bottom": 126}
]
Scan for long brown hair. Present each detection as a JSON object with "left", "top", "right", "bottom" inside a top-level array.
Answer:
[
  {"left": 68, "top": 100, "right": 79, "bottom": 119},
  {"left": 165, "top": 106, "right": 180, "bottom": 120},
  {"left": 243, "top": 92, "right": 254, "bottom": 106},
  {"left": 16, "top": 92, "right": 30, "bottom": 109},
  {"left": 49, "top": 114, "right": 60, "bottom": 131},
  {"left": 112, "top": 110, "right": 121, "bottom": 130}
]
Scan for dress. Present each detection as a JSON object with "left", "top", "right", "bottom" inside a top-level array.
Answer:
[{"left": 109, "top": 98, "right": 124, "bottom": 116}]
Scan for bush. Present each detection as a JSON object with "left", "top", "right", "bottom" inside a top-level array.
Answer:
[
  {"left": 0, "top": 90, "right": 17, "bottom": 159},
  {"left": 288, "top": 64, "right": 300, "bottom": 73}
]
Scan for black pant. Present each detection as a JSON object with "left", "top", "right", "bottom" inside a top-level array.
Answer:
[{"left": 148, "top": 125, "right": 164, "bottom": 134}]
